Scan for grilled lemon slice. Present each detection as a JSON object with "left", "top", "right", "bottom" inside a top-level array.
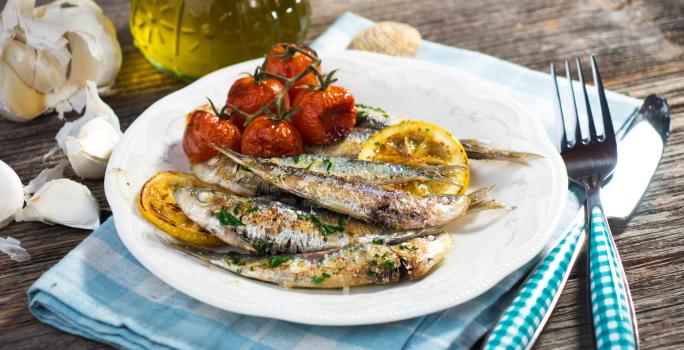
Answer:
[
  {"left": 358, "top": 121, "right": 469, "bottom": 196},
  {"left": 137, "top": 171, "right": 224, "bottom": 247}
]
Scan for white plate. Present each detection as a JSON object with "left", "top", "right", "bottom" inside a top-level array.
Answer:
[{"left": 105, "top": 50, "right": 567, "bottom": 326}]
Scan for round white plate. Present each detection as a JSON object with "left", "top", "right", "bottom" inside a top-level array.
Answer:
[{"left": 105, "top": 50, "right": 567, "bottom": 326}]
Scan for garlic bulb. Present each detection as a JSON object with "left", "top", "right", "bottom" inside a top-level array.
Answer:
[
  {"left": 0, "top": 0, "right": 122, "bottom": 122},
  {"left": 0, "top": 160, "right": 23, "bottom": 228},
  {"left": 15, "top": 178, "right": 100, "bottom": 230},
  {"left": 54, "top": 81, "right": 121, "bottom": 179}
]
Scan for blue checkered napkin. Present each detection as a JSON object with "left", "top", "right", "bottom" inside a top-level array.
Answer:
[{"left": 27, "top": 12, "right": 643, "bottom": 350}]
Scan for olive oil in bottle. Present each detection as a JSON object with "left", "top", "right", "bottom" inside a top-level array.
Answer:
[{"left": 130, "top": 0, "right": 311, "bottom": 80}]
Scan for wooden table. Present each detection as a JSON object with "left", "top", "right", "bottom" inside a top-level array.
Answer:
[{"left": 1, "top": 0, "right": 682, "bottom": 348}]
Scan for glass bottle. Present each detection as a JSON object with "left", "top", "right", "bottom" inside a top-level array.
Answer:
[{"left": 130, "top": 0, "right": 311, "bottom": 80}]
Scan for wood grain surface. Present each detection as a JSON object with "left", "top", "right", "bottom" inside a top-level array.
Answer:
[{"left": 1, "top": 0, "right": 683, "bottom": 349}]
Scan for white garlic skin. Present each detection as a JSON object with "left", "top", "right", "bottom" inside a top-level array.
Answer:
[
  {"left": 64, "top": 117, "right": 122, "bottom": 179},
  {"left": 15, "top": 178, "right": 100, "bottom": 230}
]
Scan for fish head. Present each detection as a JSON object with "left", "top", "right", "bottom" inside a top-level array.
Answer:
[{"left": 394, "top": 233, "right": 453, "bottom": 280}]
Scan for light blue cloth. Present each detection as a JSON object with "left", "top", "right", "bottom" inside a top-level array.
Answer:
[{"left": 28, "top": 12, "right": 642, "bottom": 350}]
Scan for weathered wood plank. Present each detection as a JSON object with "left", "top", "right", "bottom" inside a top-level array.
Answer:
[{"left": 1, "top": 0, "right": 682, "bottom": 349}]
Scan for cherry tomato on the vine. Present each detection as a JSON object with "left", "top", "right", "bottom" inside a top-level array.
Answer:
[
  {"left": 264, "top": 43, "right": 320, "bottom": 100},
  {"left": 226, "top": 76, "right": 289, "bottom": 131},
  {"left": 182, "top": 109, "right": 241, "bottom": 164},
  {"left": 292, "top": 86, "right": 357, "bottom": 145},
  {"left": 241, "top": 115, "right": 303, "bottom": 157}
]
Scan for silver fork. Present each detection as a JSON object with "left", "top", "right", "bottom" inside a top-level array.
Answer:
[{"left": 554, "top": 55, "right": 639, "bottom": 349}]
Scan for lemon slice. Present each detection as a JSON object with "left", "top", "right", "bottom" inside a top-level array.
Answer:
[{"left": 358, "top": 121, "right": 469, "bottom": 195}]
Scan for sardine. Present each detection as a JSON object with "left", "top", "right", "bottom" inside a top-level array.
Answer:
[
  {"left": 216, "top": 147, "right": 482, "bottom": 229},
  {"left": 318, "top": 104, "right": 541, "bottom": 163},
  {"left": 159, "top": 232, "right": 453, "bottom": 288},
  {"left": 191, "top": 156, "right": 280, "bottom": 197},
  {"left": 267, "top": 154, "right": 465, "bottom": 186},
  {"left": 174, "top": 187, "right": 443, "bottom": 254}
]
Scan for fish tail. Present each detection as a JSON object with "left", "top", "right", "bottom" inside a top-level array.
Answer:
[
  {"left": 426, "top": 164, "right": 467, "bottom": 186},
  {"left": 154, "top": 232, "right": 224, "bottom": 262},
  {"left": 464, "top": 185, "right": 514, "bottom": 213},
  {"left": 460, "top": 139, "right": 543, "bottom": 164},
  {"left": 212, "top": 144, "right": 250, "bottom": 166}
]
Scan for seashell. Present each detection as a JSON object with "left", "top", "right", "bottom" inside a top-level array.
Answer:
[{"left": 349, "top": 22, "right": 422, "bottom": 57}]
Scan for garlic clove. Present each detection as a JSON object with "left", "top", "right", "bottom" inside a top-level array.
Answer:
[
  {"left": 78, "top": 117, "right": 122, "bottom": 160},
  {"left": 2, "top": 39, "right": 68, "bottom": 94},
  {"left": 54, "top": 81, "right": 121, "bottom": 179},
  {"left": 23, "top": 160, "right": 67, "bottom": 199},
  {"left": 15, "top": 178, "right": 100, "bottom": 230},
  {"left": 0, "top": 60, "right": 48, "bottom": 121},
  {"left": 0, "top": 160, "right": 24, "bottom": 228}
]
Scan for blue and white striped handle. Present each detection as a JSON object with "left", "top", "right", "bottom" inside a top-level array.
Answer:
[
  {"left": 483, "top": 220, "right": 585, "bottom": 350},
  {"left": 588, "top": 206, "right": 638, "bottom": 349}
]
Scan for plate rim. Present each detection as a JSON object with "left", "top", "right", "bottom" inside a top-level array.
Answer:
[{"left": 105, "top": 50, "right": 568, "bottom": 326}]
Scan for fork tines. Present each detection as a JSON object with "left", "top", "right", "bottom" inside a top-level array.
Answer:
[{"left": 551, "top": 55, "right": 616, "bottom": 153}]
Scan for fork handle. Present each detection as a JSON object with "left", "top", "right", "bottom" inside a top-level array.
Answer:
[
  {"left": 482, "top": 218, "right": 585, "bottom": 350},
  {"left": 587, "top": 203, "right": 639, "bottom": 349}
]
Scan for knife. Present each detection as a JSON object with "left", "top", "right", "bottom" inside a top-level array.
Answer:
[{"left": 482, "top": 94, "right": 670, "bottom": 350}]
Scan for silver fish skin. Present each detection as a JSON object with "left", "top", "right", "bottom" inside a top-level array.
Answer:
[
  {"left": 159, "top": 232, "right": 453, "bottom": 289},
  {"left": 303, "top": 128, "right": 375, "bottom": 157},
  {"left": 216, "top": 147, "right": 475, "bottom": 229},
  {"left": 174, "top": 187, "right": 443, "bottom": 254},
  {"left": 191, "top": 156, "right": 280, "bottom": 196},
  {"left": 335, "top": 104, "right": 542, "bottom": 163},
  {"left": 266, "top": 154, "right": 465, "bottom": 186}
]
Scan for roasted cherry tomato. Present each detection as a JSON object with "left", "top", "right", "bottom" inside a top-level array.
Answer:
[
  {"left": 264, "top": 43, "right": 320, "bottom": 100},
  {"left": 241, "top": 116, "right": 303, "bottom": 157},
  {"left": 183, "top": 109, "right": 241, "bottom": 164},
  {"left": 226, "top": 76, "right": 289, "bottom": 130},
  {"left": 292, "top": 86, "right": 357, "bottom": 145}
]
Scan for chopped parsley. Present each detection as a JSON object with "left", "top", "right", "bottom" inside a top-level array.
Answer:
[
  {"left": 253, "top": 241, "right": 273, "bottom": 253},
  {"left": 312, "top": 272, "right": 331, "bottom": 284},
  {"left": 225, "top": 252, "right": 245, "bottom": 266},
  {"left": 233, "top": 203, "right": 242, "bottom": 215},
  {"left": 293, "top": 155, "right": 300, "bottom": 164},
  {"left": 268, "top": 255, "right": 294, "bottom": 267},
  {"left": 246, "top": 205, "right": 259, "bottom": 213},
  {"left": 374, "top": 141, "right": 382, "bottom": 146},
  {"left": 372, "top": 238, "right": 384, "bottom": 245},
  {"left": 216, "top": 208, "right": 244, "bottom": 226},
  {"left": 383, "top": 260, "right": 397, "bottom": 270},
  {"left": 298, "top": 213, "right": 346, "bottom": 236},
  {"left": 323, "top": 158, "right": 333, "bottom": 174},
  {"left": 366, "top": 269, "right": 376, "bottom": 277}
]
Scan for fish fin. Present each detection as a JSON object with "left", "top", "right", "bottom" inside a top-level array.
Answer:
[
  {"left": 425, "top": 164, "right": 467, "bottom": 186},
  {"left": 384, "top": 227, "right": 444, "bottom": 245}
]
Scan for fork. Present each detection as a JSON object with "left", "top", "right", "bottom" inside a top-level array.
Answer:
[
  {"left": 482, "top": 56, "right": 639, "bottom": 350},
  {"left": 555, "top": 55, "right": 639, "bottom": 349}
]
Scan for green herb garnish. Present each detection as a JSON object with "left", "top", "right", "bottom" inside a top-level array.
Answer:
[
  {"left": 253, "top": 241, "right": 273, "bottom": 253},
  {"left": 312, "top": 272, "right": 331, "bottom": 284},
  {"left": 225, "top": 252, "right": 245, "bottom": 266},
  {"left": 293, "top": 155, "right": 300, "bottom": 164},
  {"left": 383, "top": 260, "right": 397, "bottom": 270},
  {"left": 233, "top": 203, "right": 242, "bottom": 215},
  {"left": 298, "top": 213, "right": 346, "bottom": 236},
  {"left": 216, "top": 208, "right": 244, "bottom": 226},
  {"left": 372, "top": 238, "right": 384, "bottom": 245},
  {"left": 246, "top": 205, "right": 259, "bottom": 213},
  {"left": 268, "top": 255, "right": 294, "bottom": 267},
  {"left": 323, "top": 158, "right": 333, "bottom": 174}
]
